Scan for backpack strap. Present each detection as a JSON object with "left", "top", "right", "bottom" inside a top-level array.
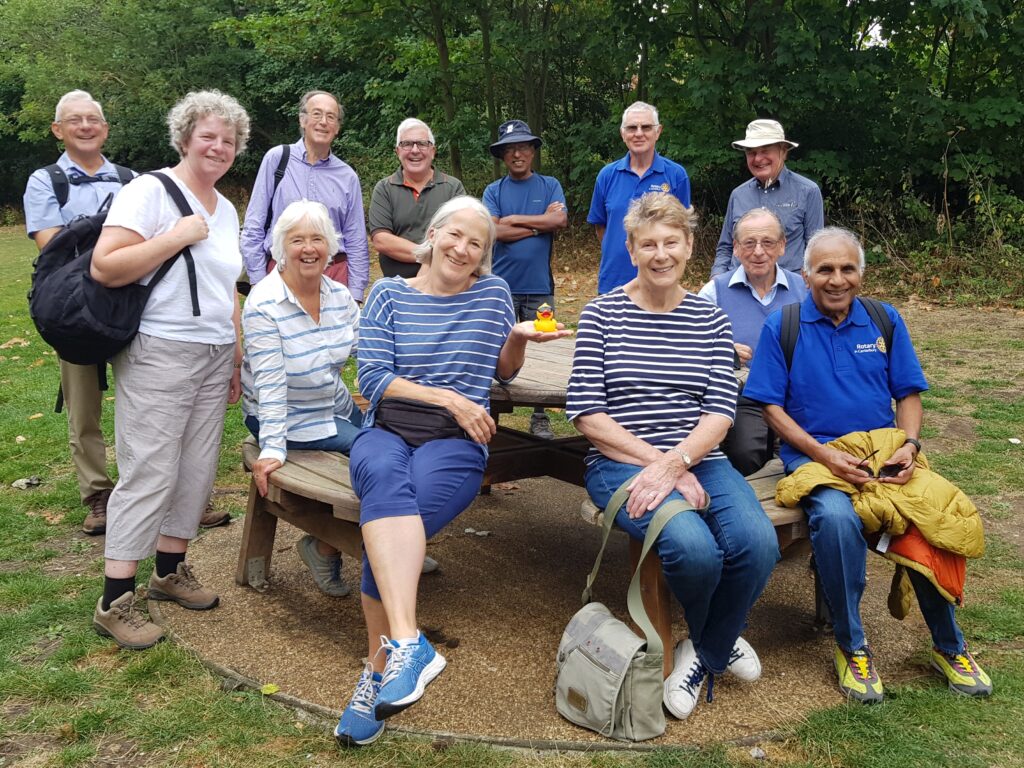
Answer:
[
  {"left": 113, "top": 164, "right": 134, "bottom": 186},
  {"left": 45, "top": 164, "right": 70, "bottom": 209},
  {"left": 148, "top": 172, "right": 201, "bottom": 317},
  {"left": 858, "top": 297, "right": 894, "bottom": 353},
  {"left": 780, "top": 302, "right": 801, "bottom": 370},
  {"left": 262, "top": 145, "right": 291, "bottom": 268}
]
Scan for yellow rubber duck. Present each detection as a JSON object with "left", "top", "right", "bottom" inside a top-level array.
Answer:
[{"left": 533, "top": 303, "right": 558, "bottom": 332}]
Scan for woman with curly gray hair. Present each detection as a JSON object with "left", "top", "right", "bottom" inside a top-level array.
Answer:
[{"left": 88, "top": 90, "right": 250, "bottom": 650}]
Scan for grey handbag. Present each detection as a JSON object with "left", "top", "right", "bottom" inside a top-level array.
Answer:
[{"left": 555, "top": 477, "right": 701, "bottom": 741}]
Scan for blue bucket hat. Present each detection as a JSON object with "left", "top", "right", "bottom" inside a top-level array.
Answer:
[{"left": 489, "top": 119, "right": 542, "bottom": 158}]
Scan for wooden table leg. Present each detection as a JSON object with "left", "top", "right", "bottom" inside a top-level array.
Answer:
[
  {"left": 235, "top": 477, "right": 278, "bottom": 588},
  {"left": 629, "top": 537, "right": 674, "bottom": 679}
]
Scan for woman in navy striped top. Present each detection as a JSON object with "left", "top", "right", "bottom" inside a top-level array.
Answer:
[
  {"left": 335, "top": 197, "right": 570, "bottom": 747},
  {"left": 567, "top": 193, "right": 778, "bottom": 721}
]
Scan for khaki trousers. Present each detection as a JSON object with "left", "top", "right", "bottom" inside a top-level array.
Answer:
[
  {"left": 60, "top": 358, "right": 114, "bottom": 502},
  {"left": 104, "top": 334, "right": 232, "bottom": 562}
]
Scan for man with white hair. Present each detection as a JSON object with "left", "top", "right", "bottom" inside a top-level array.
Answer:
[
  {"left": 711, "top": 119, "right": 823, "bottom": 277},
  {"left": 368, "top": 118, "right": 465, "bottom": 278},
  {"left": 587, "top": 101, "right": 690, "bottom": 294},
  {"left": 745, "top": 227, "right": 992, "bottom": 704},
  {"left": 23, "top": 90, "right": 135, "bottom": 536}
]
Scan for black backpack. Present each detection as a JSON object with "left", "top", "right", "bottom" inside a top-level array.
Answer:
[
  {"left": 236, "top": 144, "right": 290, "bottom": 297},
  {"left": 780, "top": 296, "right": 894, "bottom": 369},
  {"left": 28, "top": 171, "right": 200, "bottom": 367},
  {"left": 44, "top": 163, "right": 134, "bottom": 209}
]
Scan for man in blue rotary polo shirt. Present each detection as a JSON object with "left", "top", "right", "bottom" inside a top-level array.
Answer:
[
  {"left": 587, "top": 101, "right": 690, "bottom": 294},
  {"left": 744, "top": 227, "right": 992, "bottom": 704},
  {"left": 484, "top": 119, "right": 568, "bottom": 438},
  {"left": 711, "top": 119, "right": 823, "bottom": 277},
  {"left": 698, "top": 208, "right": 805, "bottom": 475},
  {"left": 23, "top": 90, "right": 136, "bottom": 537}
]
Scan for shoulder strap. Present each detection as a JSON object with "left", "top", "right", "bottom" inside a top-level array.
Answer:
[
  {"left": 147, "top": 172, "right": 201, "bottom": 317},
  {"left": 582, "top": 475, "right": 704, "bottom": 658},
  {"left": 263, "top": 145, "right": 291, "bottom": 268},
  {"left": 858, "top": 297, "right": 894, "bottom": 354},
  {"left": 781, "top": 302, "right": 801, "bottom": 370},
  {"left": 45, "top": 164, "right": 69, "bottom": 209},
  {"left": 113, "top": 164, "right": 134, "bottom": 186}
]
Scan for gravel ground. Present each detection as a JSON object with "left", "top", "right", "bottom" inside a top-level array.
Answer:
[{"left": 159, "top": 476, "right": 942, "bottom": 748}]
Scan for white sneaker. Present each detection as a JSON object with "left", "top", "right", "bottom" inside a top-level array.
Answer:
[
  {"left": 663, "top": 639, "right": 707, "bottom": 719},
  {"left": 726, "top": 636, "right": 762, "bottom": 682}
]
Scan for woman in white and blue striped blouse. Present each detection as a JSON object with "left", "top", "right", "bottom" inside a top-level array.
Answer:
[
  {"left": 334, "top": 197, "right": 570, "bottom": 747},
  {"left": 567, "top": 192, "right": 779, "bottom": 722}
]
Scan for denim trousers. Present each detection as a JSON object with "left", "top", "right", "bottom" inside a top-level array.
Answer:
[
  {"left": 786, "top": 454, "right": 965, "bottom": 655},
  {"left": 244, "top": 408, "right": 363, "bottom": 455},
  {"left": 585, "top": 456, "right": 779, "bottom": 673}
]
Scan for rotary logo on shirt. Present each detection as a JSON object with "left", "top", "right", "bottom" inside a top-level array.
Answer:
[{"left": 854, "top": 338, "right": 885, "bottom": 354}]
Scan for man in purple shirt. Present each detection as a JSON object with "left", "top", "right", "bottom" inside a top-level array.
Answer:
[{"left": 240, "top": 90, "right": 369, "bottom": 301}]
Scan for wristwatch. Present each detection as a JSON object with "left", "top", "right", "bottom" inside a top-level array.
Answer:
[
  {"left": 903, "top": 437, "right": 922, "bottom": 455},
  {"left": 531, "top": 228, "right": 540, "bottom": 237},
  {"left": 669, "top": 446, "right": 692, "bottom": 468}
]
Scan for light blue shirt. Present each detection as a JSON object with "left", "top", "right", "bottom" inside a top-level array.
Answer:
[
  {"left": 698, "top": 265, "right": 795, "bottom": 306},
  {"left": 23, "top": 152, "right": 134, "bottom": 238},
  {"left": 241, "top": 270, "right": 360, "bottom": 463},
  {"left": 712, "top": 167, "right": 824, "bottom": 276}
]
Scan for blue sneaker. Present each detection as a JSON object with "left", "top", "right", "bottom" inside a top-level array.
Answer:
[
  {"left": 334, "top": 664, "right": 384, "bottom": 747},
  {"left": 373, "top": 633, "right": 447, "bottom": 719}
]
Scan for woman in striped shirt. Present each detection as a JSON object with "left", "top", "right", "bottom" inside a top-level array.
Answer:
[
  {"left": 567, "top": 192, "right": 778, "bottom": 721},
  {"left": 334, "top": 197, "right": 569, "bottom": 747}
]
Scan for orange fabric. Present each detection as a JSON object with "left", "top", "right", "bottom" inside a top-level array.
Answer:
[{"left": 885, "top": 524, "right": 966, "bottom": 604}]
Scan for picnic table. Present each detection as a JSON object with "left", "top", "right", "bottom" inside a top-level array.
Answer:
[{"left": 235, "top": 336, "right": 816, "bottom": 676}]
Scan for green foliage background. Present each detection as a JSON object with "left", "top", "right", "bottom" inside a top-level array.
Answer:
[{"left": 1, "top": 0, "right": 1022, "bottom": 287}]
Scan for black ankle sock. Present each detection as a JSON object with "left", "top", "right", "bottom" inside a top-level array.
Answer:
[
  {"left": 102, "top": 576, "right": 136, "bottom": 611},
  {"left": 155, "top": 551, "right": 186, "bottom": 578}
]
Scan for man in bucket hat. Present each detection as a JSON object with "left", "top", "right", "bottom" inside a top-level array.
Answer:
[
  {"left": 483, "top": 119, "right": 568, "bottom": 438},
  {"left": 711, "top": 119, "right": 823, "bottom": 277},
  {"left": 587, "top": 101, "right": 690, "bottom": 294}
]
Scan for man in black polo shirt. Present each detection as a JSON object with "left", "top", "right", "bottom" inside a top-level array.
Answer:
[{"left": 368, "top": 118, "right": 465, "bottom": 278}]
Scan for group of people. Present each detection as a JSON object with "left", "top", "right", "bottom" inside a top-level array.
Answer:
[{"left": 24, "top": 86, "right": 990, "bottom": 749}]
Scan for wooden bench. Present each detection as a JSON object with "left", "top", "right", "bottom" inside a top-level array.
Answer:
[
  {"left": 580, "top": 459, "right": 813, "bottom": 677},
  {"left": 236, "top": 436, "right": 363, "bottom": 587}
]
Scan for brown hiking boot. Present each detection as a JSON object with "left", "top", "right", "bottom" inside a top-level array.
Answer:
[
  {"left": 93, "top": 592, "right": 165, "bottom": 650},
  {"left": 199, "top": 501, "right": 230, "bottom": 529},
  {"left": 82, "top": 489, "right": 111, "bottom": 536},
  {"left": 148, "top": 563, "right": 220, "bottom": 610}
]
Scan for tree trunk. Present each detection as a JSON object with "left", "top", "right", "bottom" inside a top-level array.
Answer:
[
  {"left": 477, "top": 0, "right": 501, "bottom": 179},
  {"left": 428, "top": 0, "right": 461, "bottom": 178}
]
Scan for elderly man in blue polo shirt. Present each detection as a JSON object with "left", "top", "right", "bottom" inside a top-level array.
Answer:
[
  {"left": 698, "top": 208, "right": 805, "bottom": 475},
  {"left": 484, "top": 119, "right": 568, "bottom": 438},
  {"left": 587, "top": 101, "right": 690, "bottom": 294},
  {"left": 744, "top": 227, "right": 992, "bottom": 704},
  {"left": 711, "top": 120, "right": 823, "bottom": 277},
  {"left": 23, "top": 90, "right": 136, "bottom": 537}
]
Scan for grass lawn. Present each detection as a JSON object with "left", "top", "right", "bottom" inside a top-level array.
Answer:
[{"left": 1, "top": 225, "right": 1022, "bottom": 767}]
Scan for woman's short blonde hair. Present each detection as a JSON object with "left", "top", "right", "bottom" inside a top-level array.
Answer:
[
  {"left": 623, "top": 192, "right": 698, "bottom": 246},
  {"left": 411, "top": 196, "right": 496, "bottom": 276},
  {"left": 271, "top": 200, "right": 340, "bottom": 271},
  {"left": 167, "top": 90, "right": 250, "bottom": 157}
]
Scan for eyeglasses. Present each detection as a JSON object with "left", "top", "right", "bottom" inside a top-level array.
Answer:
[
  {"left": 304, "top": 110, "right": 340, "bottom": 124},
  {"left": 623, "top": 123, "right": 656, "bottom": 134},
  {"left": 502, "top": 142, "right": 535, "bottom": 155},
  {"left": 738, "top": 238, "right": 781, "bottom": 251},
  {"left": 58, "top": 116, "right": 106, "bottom": 127},
  {"left": 855, "top": 450, "right": 905, "bottom": 479},
  {"left": 397, "top": 140, "right": 434, "bottom": 150}
]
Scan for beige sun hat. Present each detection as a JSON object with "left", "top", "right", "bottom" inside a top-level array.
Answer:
[{"left": 731, "top": 119, "right": 799, "bottom": 150}]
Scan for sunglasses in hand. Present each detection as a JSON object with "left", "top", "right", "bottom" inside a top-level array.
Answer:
[{"left": 855, "top": 450, "right": 906, "bottom": 479}]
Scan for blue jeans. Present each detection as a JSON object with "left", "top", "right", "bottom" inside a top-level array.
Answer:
[
  {"left": 585, "top": 457, "right": 779, "bottom": 673},
  {"left": 511, "top": 294, "right": 554, "bottom": 322},
  {"left": 785, "top": 454, "right": 965, "bottom": 655},
  {"left": 244, "top": 409, "right": 364, "bottom": 455},
  {"left": 350, "top": 427, "right": 487, "bottom": 601}
]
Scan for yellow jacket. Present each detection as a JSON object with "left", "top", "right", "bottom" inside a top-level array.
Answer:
[{"left": 775, "top": 428, "right": 984, "bottom": 614}]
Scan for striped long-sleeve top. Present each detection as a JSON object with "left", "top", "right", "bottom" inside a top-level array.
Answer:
[
  {"left": 241, "top": 270, "right": 359, "bottom": 463},
  {"left": 357, "top": 275, "right": 516, "bottom": 425},
  {"left": 566, "top": 289, "right": 738, "bottom": 467}
]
